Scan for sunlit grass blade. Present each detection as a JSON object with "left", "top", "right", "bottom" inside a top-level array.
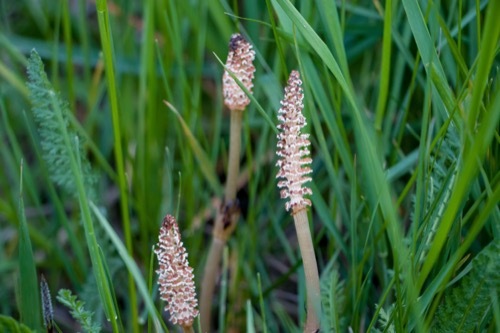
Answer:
[
  {"left": 246, "top": 300, "right": 256, "bottom": 333},
  {"left": 94, "top": 2, "right": 138, "bottom": 329}
]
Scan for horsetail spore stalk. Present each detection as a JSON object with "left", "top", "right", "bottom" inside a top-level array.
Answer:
[
  {"left": 276, "top": 70, "right": 313, "bottom": 213},
  {"left": 220, "top": 33, "right": 256, "bottom": 209},
  {"left": 155, "top": 215, "right": 198, "bottom": 332},
  {"left": 201, "top": 33, "right": 255, "bottom": 332},
  {"left": 276, "top": 70, "right": 321, "bottom": 332}
]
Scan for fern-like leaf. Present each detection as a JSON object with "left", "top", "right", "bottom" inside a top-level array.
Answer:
[
  {"left": 57, "top": 289, "right": 101, "bottom": 333},
  {"left": 26, "top": 50, "right": 95, "bottom": 199},
  {"left": 321, "top": 266, "right": 347, "bottom": 332},
  {"left": 432, "top": 240, "right": 500, "bottom": 332},
  {"left": 372, "top": 304, "right": 396, "bottom": 333}
]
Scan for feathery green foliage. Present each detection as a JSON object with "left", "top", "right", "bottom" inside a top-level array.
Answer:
[
  {"left": 57, "top": 289, "right": 101, "bottom": 333},
  {"left": 26, "top": 50, "right": 121, "bottom": 330},
  {"left": 433, "top": 240, "right": 500, "bottom": 332},
  {"left": 373, "top": 304, "right": 396, "bottom": 333},
  {"left": 26, "top": 50, "right": 95, "bottom": 199},
  {"left": 320, "top": 266, "right": 346, "bottom": 333}
]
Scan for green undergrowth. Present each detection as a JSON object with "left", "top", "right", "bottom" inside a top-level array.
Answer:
[{"left": 0, "top": 0, "right": 498, "bottom": 332}]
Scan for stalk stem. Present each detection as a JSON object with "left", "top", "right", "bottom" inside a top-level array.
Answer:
[
  {"left": 200, "top": 237, "right": 224, "bottom": 332},
  {"left": 200, "top": 109, "right": 244, "bottom": 332},
  {"left": 225, "top": 110, "right": 243, "bottom": 202},
  {"left": 293, "top": 208, "right": 321, "bottom": 332}
]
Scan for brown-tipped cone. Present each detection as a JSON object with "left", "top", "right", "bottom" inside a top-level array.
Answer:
[
  {"left": 155, "top": 215, "right": 199, "bottom": 327},
  {"left": 223, "top": 33, "right": 256, "bottom": 111}
]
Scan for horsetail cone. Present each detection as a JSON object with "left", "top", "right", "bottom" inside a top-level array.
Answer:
[
  {"left": 276, "top": 70, "right": 313, "bottom": 213},
  {"left": 222, "top": 33, "right": 256, "bottom": 111},
  {"left": 155, "top": 215, "right": 199, "bottom": 327}
]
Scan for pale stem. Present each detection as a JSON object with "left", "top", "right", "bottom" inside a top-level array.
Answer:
[
  {"left": 293, "top": 208, "right": 321, "bottom": 332},
  {"left": 200, "top": 237, "right": 224, "bottom": 332},
  {"left": 225, "top": 109, "right": 243, "bottom": 202},
  {"left": 200, "top": 108, "right": 244, "bottom": 332}
]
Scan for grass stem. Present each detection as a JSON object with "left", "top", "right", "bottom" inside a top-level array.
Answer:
[{"left": 95, "top": 0, "right": 138, "bottom": 330}]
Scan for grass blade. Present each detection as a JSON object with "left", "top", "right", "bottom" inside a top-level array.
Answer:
[
  {"left": 94, "top": 2, "right": 138, "bottom": 328},
  {"left": 17, "top": 161, "right": 42, "bottom": 332},
  {"left": 165, "top": 100, "right": 223, "bottom": 195},
  {"left": 90, "top": 202, "right": 164, "bottom": 333}
]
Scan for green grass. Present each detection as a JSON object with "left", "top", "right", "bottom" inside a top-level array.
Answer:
[{"left": 0, "top": 0, "right": 499, "bottom": 332}]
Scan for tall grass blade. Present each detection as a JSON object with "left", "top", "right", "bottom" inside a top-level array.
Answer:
[
  {"left": 90, "top": 202, "right": 164, "bottom": 333},
  {"left": 0, "top": 315, "right": 34, "bottom": 333},
  {"left": 17, "top": 161, "right": 42, "bottom": 331},
  {"left": 257, "top": 273, "right": 268, "bottom": 333},
  {"left": 374, "top": 0, "right": 393, "bottom": 130},
  {"left": 94, "top": 1, "right": 138, "bottom": 328},
  {"left": 401, "top": 0, "right": 459, "bottom": 125},
  {"left": 246, "top": 300, "right": 256, "bottom": 333}
]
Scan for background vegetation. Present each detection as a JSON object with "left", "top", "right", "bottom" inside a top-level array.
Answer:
[{"left": 0, "top": 0, "right": 499, "bottom": 332}]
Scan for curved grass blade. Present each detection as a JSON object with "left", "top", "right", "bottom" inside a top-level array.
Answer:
[{"left": 90, "top": 202, "right": 165, "bottom": 333}]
